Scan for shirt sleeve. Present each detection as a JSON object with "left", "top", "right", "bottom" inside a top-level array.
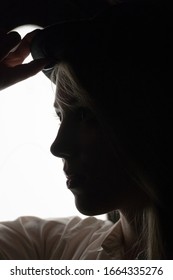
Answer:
[{"left": 0, "top": 216, "right": 113, "bottom": 259}]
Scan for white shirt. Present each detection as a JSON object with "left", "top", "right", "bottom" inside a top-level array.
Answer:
[{"left": 0, "top": 216, "right": 124, "bottom": 259}]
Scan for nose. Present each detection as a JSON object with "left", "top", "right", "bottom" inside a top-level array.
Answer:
[{"left": 50, "top": 119, "right": 78, "bottom": 159}]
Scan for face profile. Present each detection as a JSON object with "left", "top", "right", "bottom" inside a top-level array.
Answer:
[
  {"left": 50, "top": 63, "right": 149, "bottom": 217},
  {"left": 0, "top": 0, "right": 172, "bottom": 260}
]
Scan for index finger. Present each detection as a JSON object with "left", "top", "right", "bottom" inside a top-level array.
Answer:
[
  {"left": 2, "top": 30, "right": 41, "bottom": 66},
  {"left": 0, "top": 32, "right": 21, "bottom": 61},
  {"left": 0, "top": 58, "right": 48, "bottom": 90}
]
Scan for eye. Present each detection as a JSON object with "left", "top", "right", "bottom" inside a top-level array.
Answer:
[{"left": 54, "top": 110, "right": 62, "bottom": 122}]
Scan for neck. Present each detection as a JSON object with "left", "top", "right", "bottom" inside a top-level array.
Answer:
[{"left": 119, "top": 211, "right": 144, "bottom": 259}]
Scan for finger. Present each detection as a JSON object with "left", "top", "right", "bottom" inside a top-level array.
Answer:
[
  {"left": 0, "top": 59, "right": 49, "bottom": 90},
  {"left": 15, "top": 58, "right": 48, "bottom": 77},
  {"left": 3, "top": 29, "right": 40, "bottom": 66},
  {"left": 22, "top": 29, "right": 41, "bottom": 44},
  {"left": 0, "top": 32, "right": 21, "bottom": 61}
]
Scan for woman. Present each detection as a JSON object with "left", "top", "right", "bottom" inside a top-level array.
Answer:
[{"left": 0, "top": 0, "right": 172, "bottom": 259}]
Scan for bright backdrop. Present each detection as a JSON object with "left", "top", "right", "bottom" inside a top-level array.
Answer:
[{"left": 0, "top": 25, "right": 106, "bottom": 221}]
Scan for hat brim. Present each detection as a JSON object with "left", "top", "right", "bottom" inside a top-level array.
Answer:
[{"left": 30, "top": 7, "right": 111, "bottom": 82}]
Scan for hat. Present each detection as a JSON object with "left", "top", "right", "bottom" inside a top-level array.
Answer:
[
  {"left": 31, "top": 0, "right": 173, "bottom": 205},
  {"left": 31, "top": 0, "right": 168, "bottom": 95},
  {"left": 30, "top": 4, "right": 114, "bottom": 81}
]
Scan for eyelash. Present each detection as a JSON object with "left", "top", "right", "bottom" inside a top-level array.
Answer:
[
  {"left": 54, "top": 107, "right": 93, "bottom": 123},
  {"left": 53, "top": 111, "right": 62, "bottom": 122},
  {"left": 57, "top": 111, "right": 62, "bottom": 121}
]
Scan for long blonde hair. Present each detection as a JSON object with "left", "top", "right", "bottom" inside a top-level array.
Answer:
[{"left": 51, "top": 62, "right": 165, "bottom": 259}]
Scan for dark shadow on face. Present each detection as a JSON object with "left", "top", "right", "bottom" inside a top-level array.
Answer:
[{"left": 51, "top": 97, "right": 148, "bottom": 216}]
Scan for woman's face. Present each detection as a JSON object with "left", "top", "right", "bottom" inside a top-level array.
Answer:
[{"left": 50, "top": 87, "right": 146, "bottom": 216}]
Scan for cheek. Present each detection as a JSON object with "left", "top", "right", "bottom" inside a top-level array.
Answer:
[
  {"left": 79, "top": 122, "right": 98, "bottom": 145},
  {"left": 79, "top": 124, "right": 105, "bottom": 159},
  {"left": 78, "top": 124, "right": 132, "bottom": 192},
  {"left": 79, "top": 124, "right": 115, "bottom": 176}
]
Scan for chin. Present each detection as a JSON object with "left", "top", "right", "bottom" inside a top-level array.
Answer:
[{"left": 74, "top": 194, "right": 113, "bottom": 216}]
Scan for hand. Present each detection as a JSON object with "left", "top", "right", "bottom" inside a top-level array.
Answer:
[{"left": 0, "top": 30, "right": 47, "bottom": 90}]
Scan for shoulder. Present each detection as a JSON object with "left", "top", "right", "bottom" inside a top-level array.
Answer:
[
  {"left": 0, "top": 216, "right": 76, "bottom": 259},
  {"left": 0, "top": 216, "right": 112, "bottom": 259}
]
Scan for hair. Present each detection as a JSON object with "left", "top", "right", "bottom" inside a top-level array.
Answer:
[
  {"left": 51, "top": 62, "right": 95, "bottom": 112},
  {"left": 47, "top": 0, "right": 173, "bottom": 259},
  {"left": 51, "top": 62, "right": 169, "bottom": 259}
]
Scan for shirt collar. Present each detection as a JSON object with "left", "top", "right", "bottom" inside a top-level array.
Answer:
[{"left": 101, "top": 219, "right": 124, "bottom": 259}]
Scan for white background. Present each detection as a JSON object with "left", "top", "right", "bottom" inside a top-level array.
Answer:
[{"left": 0, "top": 25, "right": 105, "bottom": 221}]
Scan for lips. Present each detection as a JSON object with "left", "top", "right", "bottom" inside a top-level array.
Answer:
[
  {"left": 63, "top": 165, "right": 82, "bottom": 182},
  {"left": 63, "top": 163, "right": 87, "bottom": 191},
  {"left": 66, "top": 174, "right": 85, "bottom": 190},
  {"left": 65, "top": 174, "right": 84, "bottom": 190}
]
